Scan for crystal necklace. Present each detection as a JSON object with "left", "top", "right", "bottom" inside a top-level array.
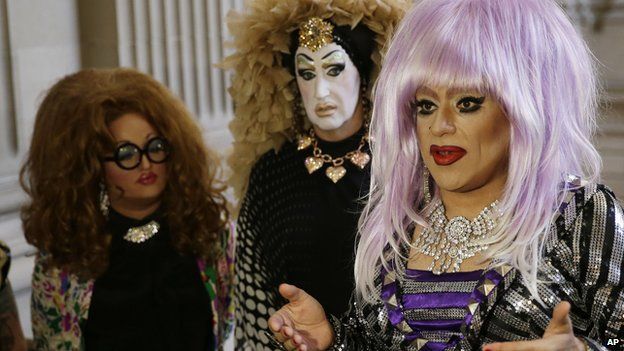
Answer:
[
  {"left": 123, "top": 220, "right": 160, "bottom": 243},
  {"left": 412, "top": 199, "right": 499, "bottom": 275},
  {"left": 296, "top": 127, "right": 370, "bottom": 183}
]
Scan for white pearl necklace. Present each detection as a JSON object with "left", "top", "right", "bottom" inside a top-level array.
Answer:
[{"left": 413, "top": 199, "right": 499, "bottom": 275}]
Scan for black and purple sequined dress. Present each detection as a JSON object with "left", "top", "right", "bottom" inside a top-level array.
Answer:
[
  {"left": 329, "top": 183, "right": 624, "bottom": 351},
  {"left": 382, "top": 268, "right": 484, "bottom": 350}
]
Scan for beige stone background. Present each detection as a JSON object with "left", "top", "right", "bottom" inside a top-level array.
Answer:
[
  {"left": 0, "top": 1, "right": 621, "bottom": 349},
  {"left": 586, "top": 14, "right": 624, "bottom": 197}
]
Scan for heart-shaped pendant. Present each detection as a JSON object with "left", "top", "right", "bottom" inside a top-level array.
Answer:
[
  {"left": 349, "top": 151, "right": 370, "bottom": 169},
  {"left": 305, "top": 157, "right": 323, "bottom": 174},
  {"left": 326, "top": 166, "right": 346, "bottom": 183},
  {"left": 297, "top": 135, "right": 313, "bottom": 150}
]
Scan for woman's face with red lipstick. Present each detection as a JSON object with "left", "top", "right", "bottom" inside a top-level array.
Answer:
[
  {"left": 414, "top": 86, "right": 510, "bottom": 193},
  {"left": 103, "top": 113, "right": 168, "bottom": 214}
]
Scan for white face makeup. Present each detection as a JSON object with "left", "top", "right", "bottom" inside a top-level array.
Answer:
[{"left": 295, "top": 43, "right": 361, "bottom": 132}]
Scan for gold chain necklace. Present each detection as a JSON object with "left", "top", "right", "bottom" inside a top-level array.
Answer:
[{"left": 296, "top": 127, "right": 370, "bottom": 183}]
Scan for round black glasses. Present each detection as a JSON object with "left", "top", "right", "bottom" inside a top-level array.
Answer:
[{"left": 103, "top": 137, "right": 171, "bottom": 170}]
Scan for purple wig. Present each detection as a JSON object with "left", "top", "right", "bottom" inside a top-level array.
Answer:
[{"left": 356, "top": 0, "right": 601, "bottom": 302}]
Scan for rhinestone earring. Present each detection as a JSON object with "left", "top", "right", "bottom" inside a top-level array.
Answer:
[
  {"left": 99, "top": 182, "right": 110, "bottom": 217},
  {"left": 423, "top": 166, "right": 432, "bottom": 205}
]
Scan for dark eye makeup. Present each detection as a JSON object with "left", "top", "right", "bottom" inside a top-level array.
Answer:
[
  {"left": 326, "top": 64, "right": 345, "bottom": 77},
  {"left": 456, "top": 96, "right": 485, "bottom": 113},
  {"left": 412, "top": 95, "right": 486, "bottom": 117},
  {"left": 297, "top": 69, "right": 315, "bottom": 81},
  {"left": 413, "top": 99, "right": 438, "bottom": 116}
]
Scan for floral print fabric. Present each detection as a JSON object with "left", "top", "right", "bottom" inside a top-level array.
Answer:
[{"left": 31, "top": 225, "right": 235, "bottom": 351}]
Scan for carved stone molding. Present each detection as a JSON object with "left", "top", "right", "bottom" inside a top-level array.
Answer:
[
  {"left": 0, "top": 0, "right": 22, "bottom": 215},
  {"left": 79, "top": 0, "right": 240, "bottom": 130}
]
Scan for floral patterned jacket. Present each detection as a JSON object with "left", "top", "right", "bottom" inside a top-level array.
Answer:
[{"left": 31, "top": 227, "right": 235, "bottom": 351}]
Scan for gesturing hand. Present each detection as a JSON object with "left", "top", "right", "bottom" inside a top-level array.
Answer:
[
  {"left": 483, "top": 301, "right": 586, "bottom": 351},
  {"left": 268, "top": 284, "right": 335, "bottom": 351}
]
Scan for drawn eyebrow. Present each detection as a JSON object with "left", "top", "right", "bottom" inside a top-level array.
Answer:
[
  {"left": 114, "top": 132, "right": 157, "bottom": 146},
  {"left": 417, "top": 86, "right": 439, "bottom": 100},
  {"left": 321, "top": 50, "right": 341, "bottom": 60},
  {"left": 296, "top": 53, "right": 314, "bottom": 61},
  {"left": 446, "top": 87, "right": 485, "bottom": 98}
]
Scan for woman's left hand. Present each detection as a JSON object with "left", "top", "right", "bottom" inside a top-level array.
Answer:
[{"left": 482, "top": 301, "right": 586, "bottom": 351}]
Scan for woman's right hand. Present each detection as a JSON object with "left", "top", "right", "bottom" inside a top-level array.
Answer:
[{"left": 268, "top": 284, "right": 335, "bottom": 351}]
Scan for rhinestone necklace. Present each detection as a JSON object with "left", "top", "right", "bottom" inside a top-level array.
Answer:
[
  {"left": 123, "top": 220, "right": 160, "bottom": 243},
  {"left": 296, "top": 127, "right": 370, "bottom": 183},
  {"left": 412, "top": 199, "right": 499, "bottom": 275}
]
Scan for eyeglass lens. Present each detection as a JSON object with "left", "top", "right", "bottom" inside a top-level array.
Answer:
[{"left": 115, "top": 138, "right": 169, "bottom": 169}]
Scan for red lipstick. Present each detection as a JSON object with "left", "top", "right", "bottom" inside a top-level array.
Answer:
[
  {"left": 430, "top": 145, "right": 466, "bottom": 166},
  {"left": 138, "top": 172, "right": 157, "bottom": 185}
]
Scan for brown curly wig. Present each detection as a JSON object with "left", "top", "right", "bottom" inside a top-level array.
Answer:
[{"left": 20, "top": 68, "right": 228, "bottom": 279}]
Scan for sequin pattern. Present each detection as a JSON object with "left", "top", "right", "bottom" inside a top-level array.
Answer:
[{"left": 328, "top": 183, "right": 623, "bottom": 351}]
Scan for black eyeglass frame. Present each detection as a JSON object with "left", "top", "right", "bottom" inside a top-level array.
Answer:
[{"left": 103, "top": 136, "right": 171, "bottom": 170}]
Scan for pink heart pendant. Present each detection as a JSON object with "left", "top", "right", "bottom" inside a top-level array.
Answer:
[
  {"left": 325, "top": 166, "right": 346, "bottom": 183},
  {"left": 305, "top": 157, "right": 323, "bottom": 174},
  {"left": 297, "top": 135, "right": 313, "bottom": 150},
  {"left": 349, "top": 151, "right": 370, "bottom": 169}
]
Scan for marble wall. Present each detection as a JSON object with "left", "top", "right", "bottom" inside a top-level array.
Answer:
[
  {"left": 0, "top": 0, "right": 83, "bottom": 338},
  {"left": 584, "top": 17, "right": 624, "bottom": 197}
]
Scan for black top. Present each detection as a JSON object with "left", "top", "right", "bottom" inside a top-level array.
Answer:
[
  {"left": 234, "top": 128, "right": 371, "bottom": 348},
  {"left": 84, "top": 207, "right": 214, "bottom": 351}
]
